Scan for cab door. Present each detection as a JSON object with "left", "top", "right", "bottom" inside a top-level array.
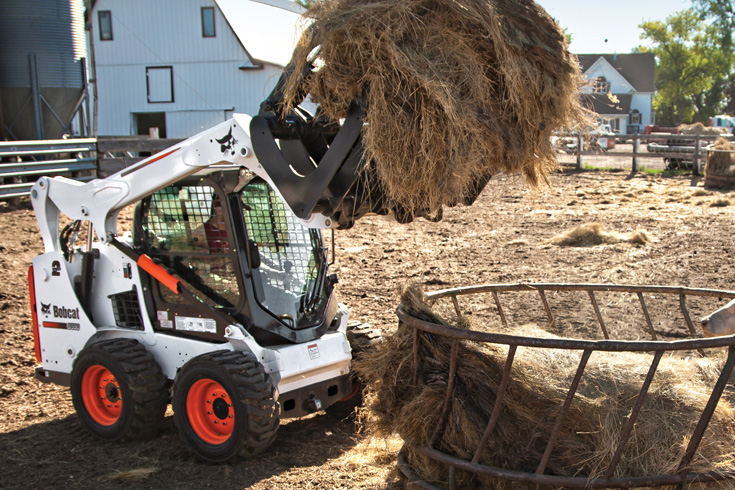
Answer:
[{"left": 136, "top": 182, "right": 245, "bottom": 341}]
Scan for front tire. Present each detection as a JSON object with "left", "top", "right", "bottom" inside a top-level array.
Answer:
[
  {"left": 70, "top": 339, "right": 168, "bottom": 441},
  {"left": 173, "top": 350, "right": 280, "bottom": 463}
]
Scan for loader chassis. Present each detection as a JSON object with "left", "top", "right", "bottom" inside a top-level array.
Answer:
[{"left": 29, "top": 159, "right": 356, "bottom": 461}]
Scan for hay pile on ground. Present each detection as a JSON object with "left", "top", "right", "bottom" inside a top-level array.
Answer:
[
  {"left": 706, "top": 137, "right": 735, "bottom": 176},
  {"left": 546, "top": 222, "right": 651, "bottom": 247},
  {"left": 356, "top": 285, "right": 735, "bottom": 488},
  {"left": 679, "top": 122, "right": 727, "bottom": 136},
  {"left": 285, "top": 0, "right": 586, "bottom": 218}
]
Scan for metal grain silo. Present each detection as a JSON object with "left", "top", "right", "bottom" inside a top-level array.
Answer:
[{"left": 0, "top": 0, "right": 90, "bottom": 140}]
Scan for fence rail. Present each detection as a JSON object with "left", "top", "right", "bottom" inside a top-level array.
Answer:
[
  {"left": 562, "top": 132, "right": 734, "bottom": 174},
  {"left": 0, "top": 137, "right": 183, "bottom": 201},
  {"left": 2, "top": 132, "right": 733, "bottom": 202},
  {"left": 0, "top": 139, "right": 98, "bottom": 200}
]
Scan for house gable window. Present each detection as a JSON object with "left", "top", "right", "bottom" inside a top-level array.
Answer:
[
  {"left": 201, "top": 7, "right": 216, "bottom": 38},
  {"left": 593, "top": 76, "right": 610, "bottom": 94},
  {"left": 630, "top": 109, "right": 641, "bottom": 125},
  {"left": 146, "top": 67, "right": 174, "bottom": 103},
  {"left": 98, "top": 11, "right": 113, "bottom": 41}
]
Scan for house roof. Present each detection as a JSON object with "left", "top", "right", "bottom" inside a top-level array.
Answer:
[
  {"left": 576, "top": 53, "right": 655, "bottom": 93},
  {"left": 215, "top": 0, "right": 306, "bottom": 67},
  {"left": 581, "top": 93, "right": 632, "bottom": 115}
]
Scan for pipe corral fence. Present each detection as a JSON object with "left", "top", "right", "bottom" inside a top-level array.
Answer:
[
  {"left": 0, "top": 137, "right": 182, "bottom": 203},
  {"left": 397, "top": 283, "right": 735, "bottom": 489}
]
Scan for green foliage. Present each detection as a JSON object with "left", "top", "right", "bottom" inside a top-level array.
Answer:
[
  {"left": 692, "top": 0, "right": 735, "bottom": 114},
  {"left": 639, "top": 6, "right": 735, "bottom": 125},
  {"left": 294, "top": 0, "right": 314, "bottom": 8}
]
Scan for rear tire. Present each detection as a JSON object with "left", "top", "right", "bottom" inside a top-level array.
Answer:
[
  {"left": 173, "top": 350, "right": 280, "bottom": 463},
  {"left": 70, "top": 339, "right": 168, "bottom": 441}
]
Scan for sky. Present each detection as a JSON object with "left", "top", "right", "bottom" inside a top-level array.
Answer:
[{"left": 537, "top": 0, "right": 692, "bottom": 54}]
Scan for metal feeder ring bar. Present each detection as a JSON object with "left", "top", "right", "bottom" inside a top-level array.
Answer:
[{"left": 396, "top": 283, "right": 735, "bottom": 489}]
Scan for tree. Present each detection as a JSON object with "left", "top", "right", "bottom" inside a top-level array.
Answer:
[
  {"left": 692, "top": 0, "right": 735, "bottom": 114},
  {"left": 639, "top": 9, "right": 731, "bottom": 125}
]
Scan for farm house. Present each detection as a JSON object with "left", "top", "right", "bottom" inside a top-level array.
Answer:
[{"left": 578, "top": 53, "right": 655, "bottom": 134}]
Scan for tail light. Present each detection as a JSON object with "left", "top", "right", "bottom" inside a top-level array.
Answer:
[{"left": 27, "top": 266, "right": 42, "bottom": 363}]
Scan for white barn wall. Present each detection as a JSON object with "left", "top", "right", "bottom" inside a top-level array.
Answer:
[{"left": 92, "top": 0, "right": 289, "bottom": 137}]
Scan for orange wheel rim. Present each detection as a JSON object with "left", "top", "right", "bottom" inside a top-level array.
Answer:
[
  {"left": 81, "top": 364, "right": 122, "bottom": 426},
  {"left": 186, "top": 378, "right": 235, "bottom": 445}
]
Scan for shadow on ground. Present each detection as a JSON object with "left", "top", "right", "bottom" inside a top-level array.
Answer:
[{"left": 0, "top": 411, "right": 363, "bottom": 489}]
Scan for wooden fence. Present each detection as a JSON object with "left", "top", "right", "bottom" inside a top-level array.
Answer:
[
  {"left": 1, "top": 132, "right": 733, "bottom": 203},
  {"left": 565, "top": 133, "right": 734, "bottom": 175},
  {"left": 97, "top": 137, "right": 182, "bottom": 178}
]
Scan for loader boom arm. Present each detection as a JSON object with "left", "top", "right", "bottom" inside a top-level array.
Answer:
[{"left": 31, "top": 114, "right": 335, "bottom": 254}]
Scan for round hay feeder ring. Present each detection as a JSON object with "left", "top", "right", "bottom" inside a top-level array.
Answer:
[{"left": 394, "top": 283, "right": 735, "bottom": 489}]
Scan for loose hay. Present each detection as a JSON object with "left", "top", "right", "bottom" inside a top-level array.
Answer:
[
  {"left": 356, "top": 285, "right": 735, "bottom": 488},
  {"left": 285, "top": 0, "right": 586, "bottom": 218},
  {"left": 546, "top": 222, "right": 651, "bottom": 247}
]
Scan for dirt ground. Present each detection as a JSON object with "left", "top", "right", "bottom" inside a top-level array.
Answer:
[{"left": 1, "top": 168, "right": 735, "bottom": 489}]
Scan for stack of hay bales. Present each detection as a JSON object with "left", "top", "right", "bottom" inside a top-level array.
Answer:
[
  {"left": 285, "top": 0, "right": 586, "bottom": 219},
  {"left": 705, "top": 137, "right": 735, "bottom": 189},
  {"left": 356, "top": 285, "right": 735, "bottom": 488}
]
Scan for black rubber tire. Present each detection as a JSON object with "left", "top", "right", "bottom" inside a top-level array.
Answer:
[
  {"left": 70, "top": 338, "right": 168, "bottom": 442},
  {"left": 172, "top": 350, "right": 280, "bottom": 463},
  {"left": 325, "top": 322, "right": 382, "bottom": 420}
]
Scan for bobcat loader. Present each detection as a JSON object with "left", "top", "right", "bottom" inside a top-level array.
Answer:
[{"left": 26, "top": 68, "right": 395, "bottom": 462}]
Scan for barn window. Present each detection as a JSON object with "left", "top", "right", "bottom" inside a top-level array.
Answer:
[
  {"left": 201, "top": 7, "right": 216, "bottom": 37},
  {"left": 98, "top": 11, "right": 113, "bottom": 41},
  {"left": 146, "top": 67, "right": 174, "bottom": 103}
]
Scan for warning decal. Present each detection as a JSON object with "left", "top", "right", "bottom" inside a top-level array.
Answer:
[{"left": 175, "top": 316, "right": 217, "bottom": 334}]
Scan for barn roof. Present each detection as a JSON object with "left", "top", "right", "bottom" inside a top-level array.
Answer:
[
  {"left": 576, "top": 53, "right": 656, "bottom": 93},
  {"left": 215, "top": 0, "right": 306, "bottom": 67}
]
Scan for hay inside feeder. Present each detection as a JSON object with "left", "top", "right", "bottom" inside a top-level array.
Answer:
[
  {"left": 356, "top": 285, "right": 735, "bottom": 488},
  {"left": 284, "top": 0, "right": 586, "bottom": 219}
]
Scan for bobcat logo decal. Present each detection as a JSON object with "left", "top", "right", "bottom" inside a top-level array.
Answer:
[
  {"left": 41, "top": 303, "right": 51, "bottom": 315},
  {"left": 215, "top": 127, "right": 237, "bottom": 156}
]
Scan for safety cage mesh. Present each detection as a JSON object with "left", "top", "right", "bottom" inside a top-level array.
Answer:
[{"left": 109, "top": 287, "right": 144, "bottom": 329}]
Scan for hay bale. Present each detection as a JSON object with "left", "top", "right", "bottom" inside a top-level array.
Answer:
[
  {"left": 679, "top": 122, "right": 727, "bottom": 136},
  {"left": 546, "top": 222, "right": 651, "bottom": 247},
  {"left": 705, "top": 137, "right": 735, "bottom": 176},
  {"left": 356, "top": 285, "right": 735, "bottom": 488},
  {"left": 285, "top": 0, "right": 586, "bottom": 218}
]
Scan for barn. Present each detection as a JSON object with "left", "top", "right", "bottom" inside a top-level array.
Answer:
[{"left": 89, "top": 0, "right": 305, "bottom": 138}]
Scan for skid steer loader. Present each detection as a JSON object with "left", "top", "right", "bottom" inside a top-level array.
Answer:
[{"left": 26, "top": 63, "right": 396, "bottom": 462}]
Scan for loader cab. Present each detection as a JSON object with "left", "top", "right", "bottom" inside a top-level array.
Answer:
[{"left": 132, "top": 168, "right": 337, "bottom": 346}]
